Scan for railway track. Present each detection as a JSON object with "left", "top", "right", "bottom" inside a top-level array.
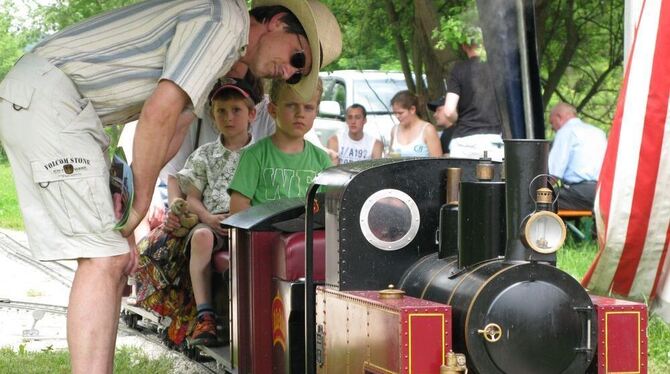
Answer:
[
  {"left": 0, "top": 298, "right": 68, "bottom": 315},
  {"left": 0, "top": 231, "right": 74, "bottom": 287},
  {"left": 0, "top": 230, "right": 217, "bottom": 373}
]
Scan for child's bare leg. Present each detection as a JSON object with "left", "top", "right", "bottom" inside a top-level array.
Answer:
[{"left": 190, "top": 228, "right": 215, "bottom": 305}]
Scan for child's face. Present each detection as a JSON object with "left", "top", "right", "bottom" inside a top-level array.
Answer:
[
  {"left": 346, "top": 107, "right": 366, "bottom": 135},
  {"left": 270, "top": 86, "right": 319, "bottom": 139},
  {"left": 212, "top": 98, "right": 256, "bottom": 139}
]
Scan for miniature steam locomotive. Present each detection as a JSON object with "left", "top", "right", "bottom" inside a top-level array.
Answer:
[{"left": 121, "top": 139, "right": 646, "bottom": 373}]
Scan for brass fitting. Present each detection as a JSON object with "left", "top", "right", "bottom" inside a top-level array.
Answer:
[
  {"left": 440, "top": 351, "right": 467, "bottom": 373},
  {"left": 378, "top": 284, "right": 405, "bottom": 299},
  {"left": 536, "top": 187, "right": 553, "bottom": 204},
  {"left": 446, "top": 168, "right": 462, "bottom": 205}
]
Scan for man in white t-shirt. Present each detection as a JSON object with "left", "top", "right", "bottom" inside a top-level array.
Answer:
[{"left": 327, "top": 104, "right": 383, "bottom": 164}]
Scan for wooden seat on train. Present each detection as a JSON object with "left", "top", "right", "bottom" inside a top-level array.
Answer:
[
  {"left": 273, "top": 230, "right": 326, "bottom": 282},
  {"left": 558, "top": 209, "right": 594, "bottom": 241},
  {"left": 211, "top": 231, "right": 326, "bottom": 277},
  {"left": 557, "top": 210, "right": 592, "bottom": 218}
]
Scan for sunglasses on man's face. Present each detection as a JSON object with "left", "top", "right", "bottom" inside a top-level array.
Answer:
[{"left": 287, "top": 34, "right": 307, "bottom": 85}]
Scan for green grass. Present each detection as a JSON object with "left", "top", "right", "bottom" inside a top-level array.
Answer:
[
  {"left": 648, "top": 315, "right": 670, "bottom": 373},
  {"left": 0, "top": 345, "right": 174, "bottom": 374},
  {"left": 558, "top": 239, "right": 670, "bottom": 373},
  {"left": 557, "top": 238, "right": 598, "bottom": 280},
  {"left": 0, "top": 159, "right": 24, "bottom": 230}
]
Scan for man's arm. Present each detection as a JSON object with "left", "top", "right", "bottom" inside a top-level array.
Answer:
[
  {"left": 123, "top": 80, "right": 191, "bottom": 236},
  {"left": 548, "top": 131, "right": 570, "bottom": 180},
  {"left": 326, "top": 135, "right": 340, "bottom": 165},
  {"left": 444, "top": 93, "right": 460, "bottom": 124},
  {"left": 424, "top": 125, "right": 444, "bottom": 157},
  {"left": 371, "top": 139, "right": 383, "bottom": 159}
]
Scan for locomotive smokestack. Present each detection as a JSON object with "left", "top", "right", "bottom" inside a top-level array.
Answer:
[{"left": 504, "top": 139, "right": 550, "bottom": 262}]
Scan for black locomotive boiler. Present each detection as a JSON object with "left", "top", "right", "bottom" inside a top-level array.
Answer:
[
  {"left": 397, "top": 141, "right": 595, "bottom": 374},
  {"left": 307, "top": 139, "right": 600, "bottom": 374}
]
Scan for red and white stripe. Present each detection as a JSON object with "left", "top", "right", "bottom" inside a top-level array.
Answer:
[{"left": 582, "top": 0, "right": 670, "bottom": 301}]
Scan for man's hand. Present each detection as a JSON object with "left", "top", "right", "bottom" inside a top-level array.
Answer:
[
  {"left": 112, "top": 188, "right": 143, "bottom": 237},
  {"left": 119, "top": 208, "right": 143, "bottom": 238},
  {"left": 114, "top": 198, "right": 139, "bottom": 275},
  {"left": 123, "top": 233, "right": 139, "bottom": 276},
  {"left": 325, "top": 148, "right": 339, "bottom": 165}
]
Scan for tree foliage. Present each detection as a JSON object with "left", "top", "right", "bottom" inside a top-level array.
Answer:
[
  {"left": 321, "top": 0, "right": 623, "bottom": 129},
  {"left": 399, "top": 0, "right": 623, "bottom": 129},
  {"left": 0, "top": 1, "right": 40, "bottom": 78},
  {"left": 536, "top": 0, "right": 623, "bottom": 129},
  {"left": 32, "top": 0, "right": 139, "bottom": 33},
  {"left": 0, "top": 0, "right": 138, "bottom": 80},
  {"left": 0, "top": 0, "right": 624, "bottom": 130}
]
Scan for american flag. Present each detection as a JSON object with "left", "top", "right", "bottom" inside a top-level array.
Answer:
[{"left": 582, "top": 0, "right": 670, "bottom": 303}]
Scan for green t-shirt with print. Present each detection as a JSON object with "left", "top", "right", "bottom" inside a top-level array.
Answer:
[{"left": 228, "top": 137, "right": 331, "bottom": 206}]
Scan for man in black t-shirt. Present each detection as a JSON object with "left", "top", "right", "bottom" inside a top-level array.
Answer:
[{"left": 444, "top": 41, "right": 503, "bottom": 161}]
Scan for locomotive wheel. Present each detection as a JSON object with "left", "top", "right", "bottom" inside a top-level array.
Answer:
[
  {"left": 157, "top": 327, "right": 169, "bottom": 343},
  {"left": 184, "top": 346, "right": 198, "bottom": 360},
  {"left": 122, "top": 311, "right": 141, "bottom": 330},
  {"left": 158, "top": 329, "right": 176, "bottom": 350}
]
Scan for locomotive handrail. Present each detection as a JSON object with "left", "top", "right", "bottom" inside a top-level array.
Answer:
[{"left": 304, "top": 182, "right": 320, "bottom": 374}]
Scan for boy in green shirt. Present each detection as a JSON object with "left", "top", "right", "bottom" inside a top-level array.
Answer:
[{"left": 229, "top": 79, "right": 330, "bottom": 213}]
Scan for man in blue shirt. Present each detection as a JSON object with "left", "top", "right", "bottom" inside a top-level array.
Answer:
[{"left": 548, "top": 102, "right": 608, "bottom": 210}]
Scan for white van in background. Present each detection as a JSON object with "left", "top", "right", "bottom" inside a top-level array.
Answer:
[{"left": 314, "top": 70, "right": 414, "bottom": 149}]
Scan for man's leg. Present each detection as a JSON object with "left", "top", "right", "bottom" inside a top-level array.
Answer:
[
  {"left": 558, "top": 182, "right": 597, "bottom": 211},
  {"left": 68, "top": 253, "right": 130, "bottom": 374}
]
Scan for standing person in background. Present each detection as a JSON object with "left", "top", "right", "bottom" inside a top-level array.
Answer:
[
  {"left": 444, "top": 28, "right": 504, "bottom": 162},
  {"left": 0, "top": 0, "right": 341, "bottom": 372},
  {"left": 389, "top": 90, "right": 443, "bottom": 158},
  {"left": 327, "top": 104, "right": 383, "bottom": 164},
  {"left": 427, "top": 96, "right": 455, "bottom": 156},
  {"left": 548, "top": 102, "right": 607, "bottom": 211}
]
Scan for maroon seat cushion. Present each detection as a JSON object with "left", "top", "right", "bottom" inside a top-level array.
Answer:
[
  {"left": 273, "top": 230, "right": 326, "bottom": 281},
  {"left": 212, "top": 251, "right": 230, "bottom": 273}
]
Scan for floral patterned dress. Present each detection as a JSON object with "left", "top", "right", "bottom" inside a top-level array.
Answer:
[{"left": 134, "top": 135, "right": 250, "bottom": 345}]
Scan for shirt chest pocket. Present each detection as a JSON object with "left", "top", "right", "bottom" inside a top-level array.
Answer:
[{"left": 30, "top": 154, "right": 117, "bottom": 236}]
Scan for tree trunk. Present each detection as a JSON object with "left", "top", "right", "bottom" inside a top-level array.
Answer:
[
  {"left": 383, "top": 0, "right": 416, "bottom": 93},
  {"left": 413, "top": 0, "right": 458, "bottom": 99},
  {"left": 541, "top": 0, "right": 579, "bottom": 110}
]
